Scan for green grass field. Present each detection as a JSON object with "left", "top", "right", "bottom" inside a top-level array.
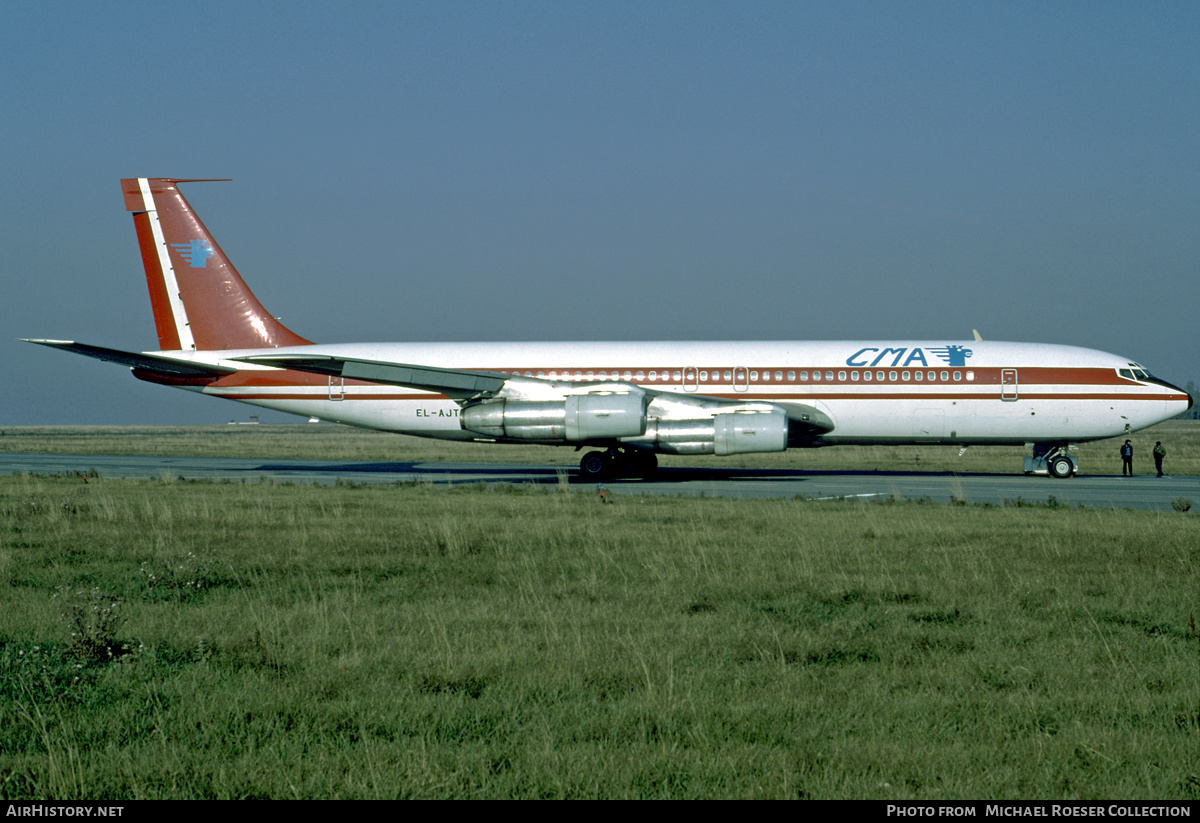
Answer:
[{"left": 0, "top": 464, "right": 1197, "bottom": 798}]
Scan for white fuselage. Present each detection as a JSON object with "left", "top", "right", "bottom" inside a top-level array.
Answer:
[{"left": 154, "top": 339, "right": 1187, "bottom": 447}]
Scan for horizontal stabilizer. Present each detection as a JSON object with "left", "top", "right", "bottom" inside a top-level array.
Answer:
[{"left": 24, "top": 339, "right": 236, "bottom": 380}]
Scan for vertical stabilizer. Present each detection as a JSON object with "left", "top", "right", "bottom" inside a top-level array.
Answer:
[{"left": 121, "top": 178, "right": 312, "bottom": 351}]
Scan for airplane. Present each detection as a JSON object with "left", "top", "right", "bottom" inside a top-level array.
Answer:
[{"left": 26, "top": 178, "right": 1193, "bottom": 480}]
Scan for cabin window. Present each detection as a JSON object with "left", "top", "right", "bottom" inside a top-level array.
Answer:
[
  {"left": 673, "top": 370, "right": 681, "bottom": 381},
  {"left": 838, "top": 371, "right": 846, "bottom": 381},
  {"left": 902, "top": 371, "right": 909, "bottom": 381},
  {"left": 940, "top": 371, "right": 949, "bottom": 381},
  {"left": 723, "top": 370, "right": 732, "bottom": 381},
  {"left": 788, "top": 371, "right": 796, "bottom": 381},
  {"left": 775, "top": 370, "right": 783, "bottom": 381},
  {"left": 889, "top": 371, "right": 897, "bottom": 381},
  {"left": 851, "top": 371, "right": 860, "bottom": 381},
  {"left": 825, "top": 371, "right": 834, "bottom": 381},
  {"left": 914, "top": 371, "right": 923, "bottom": 381},
  {"left": 966, "top": 371, "right": 974, "bottom": 381},
  {"left": 953, "top": 371, "right": 961, "bottom": 381},
  {"left": 749, "top": 371, "right": 757, "bottom": 381}
]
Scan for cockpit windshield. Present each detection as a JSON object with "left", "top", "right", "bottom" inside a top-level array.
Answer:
[{"left": 1119, "top": 363, "right": 1154, "bottom": 382}]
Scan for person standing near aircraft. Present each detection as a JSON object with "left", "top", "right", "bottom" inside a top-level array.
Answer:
[
  {"left": 1153, "top": 441, "right": 1166, "bottom": 477},
  {"left": 1120, "top": 440, "right": 1134, "bottom": 476}
]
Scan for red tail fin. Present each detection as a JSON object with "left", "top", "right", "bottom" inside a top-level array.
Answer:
[{"left": 121, "top": 178, "right": 312, "bottom": 351}]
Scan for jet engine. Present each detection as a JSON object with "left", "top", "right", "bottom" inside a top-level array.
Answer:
[
  {"left": 640, "top": 410, "right": 788, "bottom": 455},
  {"left": 460, "top": 393, "right": 648, "bottom": 441}
]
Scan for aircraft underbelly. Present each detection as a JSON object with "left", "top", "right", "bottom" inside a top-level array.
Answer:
[
  {"left": 198, "top": 390, "right": 466, "bottom": 435},
  {"left": 820, "top": 397, "right": 1136, "bottom": 443}
]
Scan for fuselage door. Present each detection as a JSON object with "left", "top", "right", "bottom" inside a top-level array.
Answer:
[
  {"left": 1000, "top": 369, "right": 1018, "bottom": 401},
  {"left": 329, "top": 375, "right": 345, "bottom": 401},
  {"left": 683, "top": 367, "right": 698, "bottom": 392},
  {"left": 734, "top": 367, "right": 749, "bottom": 392}
]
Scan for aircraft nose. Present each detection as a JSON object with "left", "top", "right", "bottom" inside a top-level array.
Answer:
[{"left": 1159, "top": 377, "right": 1193, "bottom": 411}]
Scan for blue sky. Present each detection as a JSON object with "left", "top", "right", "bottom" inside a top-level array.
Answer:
[{"left": 4, "top": 1, "right": 1197, "bottom": 424}]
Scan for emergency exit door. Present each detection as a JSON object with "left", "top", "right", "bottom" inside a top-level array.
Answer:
[{"left": 1000, "top": 369, "right": 1018, "bottom": 401}]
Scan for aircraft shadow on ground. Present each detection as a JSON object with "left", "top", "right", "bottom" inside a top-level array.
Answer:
[{"left": 253, "top": 461, "right": 1017, "bottom": 485}]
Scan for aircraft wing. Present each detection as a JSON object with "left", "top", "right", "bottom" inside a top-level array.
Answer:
[
  {"left": 24, "top": 340, "right": 237, "bottom": 380},
  {"left": 237, "top": 353, "right": 834, "bottom": 437},
  {"left": 236, "top": 353, "right": 510, "bottom": 400}
]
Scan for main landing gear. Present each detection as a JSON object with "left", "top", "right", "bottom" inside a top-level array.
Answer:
[
  {"left": 1024, "top": 443, "right": 1078, "bottom": 478},
  {"left": 579, "top": 447, "right": 658, "bottom": 480}
]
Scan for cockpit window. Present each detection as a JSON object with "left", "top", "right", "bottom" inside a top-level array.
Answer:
[{"left": 1120, "top": 365, "right": 1153, "bottom": 382}]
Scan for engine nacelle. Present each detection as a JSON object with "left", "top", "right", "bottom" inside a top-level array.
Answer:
[
  {"left": 460, "top": 400, "right": 566, "bottom": 441},
  {"left": 461, "top": 393, "right": 647, "bottom": 441},
  {"left": 642, "top": 410, "right": 788, "bottom": 455}
]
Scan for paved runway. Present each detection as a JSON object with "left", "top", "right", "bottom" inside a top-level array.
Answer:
[{"left": 1, "top": 452, "right": 1196, "bottom": 511}]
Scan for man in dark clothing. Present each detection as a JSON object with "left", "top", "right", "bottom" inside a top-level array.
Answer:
[
  {"left": 1153, "top": 441, "right": 1166, "bottom": 477},
  {"left": 1120, "top": 440, "right": 1133, "bottom": 476}
]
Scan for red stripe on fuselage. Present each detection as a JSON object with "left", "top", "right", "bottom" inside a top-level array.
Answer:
[{"left": 203, "top": 364, "right": 1176, "bottom": 403}]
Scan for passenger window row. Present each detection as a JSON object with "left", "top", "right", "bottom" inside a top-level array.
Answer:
[{"left": 506, "top": 369, "right": 975, "bottom": 383}]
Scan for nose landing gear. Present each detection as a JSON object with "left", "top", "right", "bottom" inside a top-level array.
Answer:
[{"left": 1024, "top": 443, "right": 1078, "bottom": 478}]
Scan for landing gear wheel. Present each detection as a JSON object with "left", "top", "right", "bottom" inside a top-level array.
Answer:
[
  {"left": 579, "top": 451, "right": 609, "bottom": 479},
  {"left": 626, "top": 450, "right": 658, "bottom": 478},
  {"left": 1047, "top": 455, "right": 1074, "bottom": 479}
]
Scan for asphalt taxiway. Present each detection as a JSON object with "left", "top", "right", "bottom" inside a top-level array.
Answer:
[{"left": 1, "top": 452, "right": 1195, "bottom": 511}]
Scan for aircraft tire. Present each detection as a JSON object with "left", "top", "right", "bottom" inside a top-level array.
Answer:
[
  {"left": 629, "top": 451, "right": 658, "bottom": 478},
  {"left": 1047, "top": 455, "right": 1074, "bottom": 479},
  {"left": 579, "top": 451, "right": 609, "bottom": 479}
]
